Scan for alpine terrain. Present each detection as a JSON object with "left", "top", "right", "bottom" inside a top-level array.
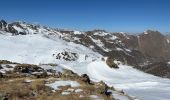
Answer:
[{"left": 0, "top": 19, "right": 170, "bottom": 100}]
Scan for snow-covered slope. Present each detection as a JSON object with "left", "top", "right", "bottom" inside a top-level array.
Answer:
[
  {"left": 0, "top": 33, "right": 101, "bottom": 64},
  {"left": 61, "top": 61, "right": 170, "bottom": 100}
]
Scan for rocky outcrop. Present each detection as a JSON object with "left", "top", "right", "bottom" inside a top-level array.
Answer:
[
  {"left": 106, "top": 57, "right": 119, "bottom": 68},
  {"left": 80, "top": 74, "right": 91, "bottom": 84},
  {"left": 54, "top": 51, "right": 78, "bottom": 61},
  {"left": 137, "top": 30, "right": 170, "bottom": 62},
  {"left": 14, "top": 64, "right": 44, "bottom": 73},
  {"left": 142, "top": 62, "right": 170, "bottom": 78}
]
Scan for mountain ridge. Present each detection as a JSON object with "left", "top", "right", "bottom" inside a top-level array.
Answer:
[{"left": 1, "top": 19, "right": 170, "bottom": 78}]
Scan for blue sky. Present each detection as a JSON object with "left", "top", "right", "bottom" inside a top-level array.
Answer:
[{"left": 0, "top": 0, "right": 170, "bottom": 33}]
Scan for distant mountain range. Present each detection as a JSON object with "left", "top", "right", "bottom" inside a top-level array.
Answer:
[{"left": 1, "top": 19, "right": 170, "bottom": 78}]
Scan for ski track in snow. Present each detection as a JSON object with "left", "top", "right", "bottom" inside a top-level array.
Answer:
[{"left": 0, "top": 34, "right": 170, "bottom": 100}]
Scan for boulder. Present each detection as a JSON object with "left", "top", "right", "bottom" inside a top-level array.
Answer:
[
  {"left": 80, "top": 74, "right": 91, "bottom": 84},
  {"left": 96, "top": 81, "right": 112, "bottom": 96},
  {"left": 0, "top": 72, "right": 3, "bottom": 78},
  {"left": 106, "top": 57, "right": 119, "bottom": 68},
  {"left": 0, "top": 65, "right": 3, "bottom": 69}
]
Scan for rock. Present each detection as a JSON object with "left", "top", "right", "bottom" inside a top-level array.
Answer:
[
  {"left": 96, "top": 81, "right": 111, "bottom": 96},
  {"left": 0, "top": 72, "right": 3, "bottom": 78},
  {"left": 106, "top": 57, "right": 119, "bottom": 68},
  {"left": 138, "top": 30, "right": 169, "bottom": 59},
  {"left": 0, "top": 20, "right": 7, "bottom": 27},
  {"left": 46, "top": 69, "right": 56, "bottom": 73},
  {"left": 0, "top": 65, "right": 3, "bottom": 69},
  {"left": 32, "top": 72, "right": 48, "bottom": 78},
  {"left": 14, "top": 64, "right": 44, "bottom": 74},
  {"left": 80, "top": 74, "right": 91, "bottom": 84},
  {"left": 63, "top": 70, "right": 78, "bottom": 78},
  {"left": 143, "top": 62, "right": 170, "bottom": 78},
  {"left": 31, "top": 91, "right": 37, "bottom": 97},
  {"left": 5, "top": 65, "right": 13, "bottom": 68},
  {"left": 8, "top": 24, "right": 17, "bottom": 34},
  {"left": 55, "top": 72, "right": 62, "bottom": 78},
  {"left": 55, "top": 51, "right": 78, "bottom": 61},
  {"left": 1, "top": 93, "right": 9, "bottom": 100}
]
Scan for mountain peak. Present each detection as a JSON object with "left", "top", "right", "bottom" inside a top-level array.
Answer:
[{"left": 141, "top": 29, "right": 162, "bottom": 36}]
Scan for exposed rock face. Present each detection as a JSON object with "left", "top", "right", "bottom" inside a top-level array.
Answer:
[
  {"left": 0, "top": 20, "right": 7, "bottom": 29},
  {"left": 137, "top": 30, "right": 170, "bottom": 62},
  {"left": 142, "top": 62, "right": 170, "bottom": 78}
]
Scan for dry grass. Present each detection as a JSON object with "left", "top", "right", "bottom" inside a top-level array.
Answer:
[
  {"left": 0, "top": 63, "right": 130, "bottom": 100},
  {"left": 0, "top": 77, "right": 113, "bottom": 100},
  {"left": 0, "top": 78, "right": 93, "bottom": 100},
  {"left": 0, "top": 60, "right": 18, "bottom": 64},
  {"left": 0, "top": 78, "right": 50, "bottom": 100}
]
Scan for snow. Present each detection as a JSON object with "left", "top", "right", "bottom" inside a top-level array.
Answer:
[
  {"left": 45, "top": 80, "right": 80, "bottom": 90},
  {"left": 89, "top": 45, "right": 94, "bottom": 49},
  {"left": 61, "top": 61, "right": 170, "bottom": 100},
  {"left": 109, "top": 35, "right": 117, "bottom": 40},
  {"left": 24, "top": 79, "right": 33, "bottom": 83},
  {"left": 144, "top": 31, "right": 148, "bottom": 34},
  {"left": 90, "top": 37, "right": 111, "bottom": 52},
  {"left": 94, "top": 32, "right": 109, "bottom": 36},
  {"left": 125, "top": 49, "right": 131, "bottom": 52},
  {"left": 75, "top": 89, "right": 83, "bottom": 93},
  {"left": 13, "top": 26, "right": 24, "bottom": 33},
  {"left": 61, "top": 88, "right": 75, "bottom": 95},
  {"left": 90, "top": 95, "right": 103, "bottom": 100},
  {"left": 74, "top": 31, "right": 82, "bottom": 35},
  {"left": 116, "top": 48, "right": 123, "bottom": 51},
  {"left": 61, "top": 91, "right": 70, "bottom": 95},
  {"left": 0, "top": 64, "right": 16, "bottom": 73},
  {"left": 167, "top": 39, "right": 170, "bottom": 43},
  {"left": 0, "top": 34, "right": 101, "bottom": 64}
]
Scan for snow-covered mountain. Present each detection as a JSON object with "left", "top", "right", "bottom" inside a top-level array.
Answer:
[
  {"left": 1, "top": 19, "right": 170, "bottom": 100},
  {"left": 1, "top": 19, "right": 170, "bottom": 78}
]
